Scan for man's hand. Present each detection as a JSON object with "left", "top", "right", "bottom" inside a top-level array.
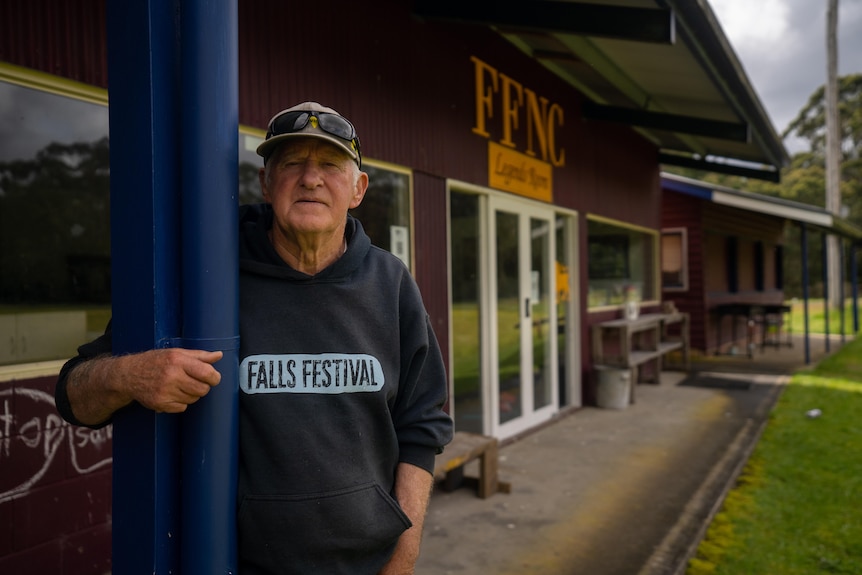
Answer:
[
  {"left": 67, "top": 348, "right": 223, "bottom": 426},
  {"left": 118, "top": 348, "right": 223, "bottom": 413},
  {"left": 378, "top": 463, "right": 434, "bottom": 575}
]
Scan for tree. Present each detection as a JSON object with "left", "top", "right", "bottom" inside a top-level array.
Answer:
[
  {"left": 782, "top": 75, "right": 862, "bottom": 230},
  {"left": 783, "top": 74, "right": 862, "bottom": 163}
]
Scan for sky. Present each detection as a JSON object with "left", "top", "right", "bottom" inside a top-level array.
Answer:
[{"left": 707, "top": 0, "right": 862, "bottom": 154}]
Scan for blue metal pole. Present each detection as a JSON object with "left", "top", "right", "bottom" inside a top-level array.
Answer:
[
  {"left": 839, "top": 238, "right": 846, "bottom": 344},
  {"left": 822, "top": 232, "right": 830, "bottom": 352},
  {"left": 107, "top": 0, "right": 183, "bottom": 572},
  {"left": 179, "top": 0, "right": 240, "bottom": 573},
  {"left": 853, "top": 242, "right": 859, "bottom": 334},
  {"left": 801, "top": 224, "right": 811, "bottom": 364}
]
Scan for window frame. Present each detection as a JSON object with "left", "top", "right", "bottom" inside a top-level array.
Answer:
[
  {"left": 661, "top": 227, "right": 689, "bottom": 292},
  {"left": 0, "top": 64, "right": 109, "bottom": 375},
  {"left": 586, "top": 214, "right": 659, "bottom": 312}
]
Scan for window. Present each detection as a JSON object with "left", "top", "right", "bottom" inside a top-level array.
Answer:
[
  {"left": 661, "top": 228, "right": 688, "bottom": 291},
  {"left": 587, "top": 217, "right": 657, "bottom": 309},
  {"left": 0, "top": 72, "right": 111, "bottom": 366},
  {"left": 239, "top": 130, "right": 265, "bottom": 205},
  {"left": 349, "top": 164, "right": 412, "bottom": 268},
  {"left": 775, "top": 245, "right": 784, "bottom": 290},
  {"left": 726, "top": 236, "right": 739, "bottom": 293},
  {"left": 754, "top": 241, "right": 765, "bottom": 291}
]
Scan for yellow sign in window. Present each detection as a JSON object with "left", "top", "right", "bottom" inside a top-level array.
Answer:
[{"left": 487, "top": 141, "right": 553, "bottom": 203}]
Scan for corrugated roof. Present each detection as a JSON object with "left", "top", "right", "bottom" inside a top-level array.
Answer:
[{"left": 662, "top": 172, "right": 862, "bottom": 239}]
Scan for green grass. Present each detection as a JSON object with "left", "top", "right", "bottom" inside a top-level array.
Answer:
[
  {"left": 686, "top": 336, "right": 862, "bottom": 575},
  {"left": 788, "top": 298, "right": 859, "bottom": 336}
]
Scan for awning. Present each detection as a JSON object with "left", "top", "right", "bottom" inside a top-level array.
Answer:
[{"left": 662, "top": 172, "right": 862, "bottom": 239}]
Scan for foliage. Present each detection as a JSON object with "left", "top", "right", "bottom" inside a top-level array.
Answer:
[
  {"left": 686, "top": 336, "right": 862, "bottom": 575},
  {"left": 782, "top": 73, "right": 862, "bottom": 227},
  {"left": 783, "top": 73, "right": 862, "bottom": 161}
]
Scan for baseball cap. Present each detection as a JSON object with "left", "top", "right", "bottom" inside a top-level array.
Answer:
[{"left": 256, "top": 101, "right": 361, "bottom": 167}]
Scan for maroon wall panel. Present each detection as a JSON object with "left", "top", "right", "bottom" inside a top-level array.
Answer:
[
  {"left": 413, "top": 171, "right": 450, "bottom": 378},
  {"left": 1, "top": 375, "right": 112, "bottom": 575},
  {"left": 0, "top": 0, "right": 107, "bottom": 88},
  {"left": 662, "top": 190, "right": 708, "bottom": 350}
]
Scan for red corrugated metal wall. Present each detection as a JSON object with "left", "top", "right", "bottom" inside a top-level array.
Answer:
[
  {"left": 0, "top": 0, "right": 107, "bottom": 88},
  {"left": 662, "top": 190, "right": 708, "bottom": 350},
  {"left": 413, "top": 171, "right": 450, "bottom": 376},
  {"left": 0, "top": 376, "right": 112, "bottom": 575}
]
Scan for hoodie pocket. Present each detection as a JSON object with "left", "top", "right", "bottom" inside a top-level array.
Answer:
[{"left": 238, "top": 482, "right": 412, "bottom": 575}]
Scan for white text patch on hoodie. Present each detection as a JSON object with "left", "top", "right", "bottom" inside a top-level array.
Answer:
[{"left": 240, "top": 354, "right": 385, "bottom": 394}]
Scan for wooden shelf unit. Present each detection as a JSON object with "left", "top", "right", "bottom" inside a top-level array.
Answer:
[{"left": 591, "top": 312, "right": 690, "bottom": 399}]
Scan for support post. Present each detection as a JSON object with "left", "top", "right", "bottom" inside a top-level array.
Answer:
[
  {"left": 839, "top": 238, "right": 845, "bottom": 343},
  {"left": 107, "top": 0, "right": 239, "bottom": 572},
  {"left": 801, "top": 224, "right": 811, "bottom": 364},
  {"left": 179, "top": 0, "right": 239, "bottom": 572},
  {"left": 822, "top": 232, "right": 830, "bottom": 352},
  {"left": 853, "top": 242, "right": 859, "bottom": 334},
  {"left": 107, "top": 0, "right": 183, "bottom": 571}
]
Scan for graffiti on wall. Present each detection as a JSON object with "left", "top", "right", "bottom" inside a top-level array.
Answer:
[{"left": 0, "top": 386, "right": 112, "bottom": 504}]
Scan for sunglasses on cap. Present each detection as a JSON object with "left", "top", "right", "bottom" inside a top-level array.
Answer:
[{"left": 266, "top": 110, "right": 362, "bottom": 167}]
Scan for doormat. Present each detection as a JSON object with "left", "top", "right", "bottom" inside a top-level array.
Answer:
[{"left": 678, "top": 375, "right": 753, "bottom": 390}]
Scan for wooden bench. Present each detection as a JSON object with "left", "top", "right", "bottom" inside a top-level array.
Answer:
[{"left": 433, "top": 431, "right": 511, "bottom": 498}]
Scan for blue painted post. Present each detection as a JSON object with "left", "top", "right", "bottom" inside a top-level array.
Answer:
[
  {"left": 179, "top": 0, "right": 239, "bottom": 573},
  {"left": 853, "top": 242, "right": 859, "bottom": 334},
  {"left": 108, "top": 0, "right": 239, "bottom": 572},
  {"left": 801, "top": 224, "right": 811, "bottom": 364},
  {"left": 822, "top": 233, "right": 830, "bottom": 352},
  {"left": 106, "top": 0, "right": 183, "bottom": 572},
  {"left": 839, "top": 238, "right": 846, "bottom": 343}
]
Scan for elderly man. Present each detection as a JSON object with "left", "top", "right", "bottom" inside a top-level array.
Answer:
[{"left": 55, "top": 102, "right": 453, "bottom": 575}]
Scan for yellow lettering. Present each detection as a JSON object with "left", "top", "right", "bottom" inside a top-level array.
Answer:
[
  {"left": 499, "top": 73, "right": 523, "bottom": 149},
  {"left": 471, "top": 55, "right": 566, "bottom": 170},
  {"left": 471, "top": 56, "right": 498, "bottom": 138},
  {"left": 548, "top": 103, "right": 565, "bottom": 167},
  {"left": 524, "top": 89, "right": 549, "bottom": 161}
]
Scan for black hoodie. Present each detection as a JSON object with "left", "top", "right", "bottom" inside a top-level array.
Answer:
[{"left": 237, "top": 204, "right": 452, "bottom": 574}]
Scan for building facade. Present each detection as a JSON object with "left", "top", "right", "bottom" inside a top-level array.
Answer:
[{"left": 0, "top": 1, "right": 786, "bottom": 572}]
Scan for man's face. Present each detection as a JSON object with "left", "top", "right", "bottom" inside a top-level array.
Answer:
[{"left": 259, "top": 138, "right": 368, "bottom": 239}]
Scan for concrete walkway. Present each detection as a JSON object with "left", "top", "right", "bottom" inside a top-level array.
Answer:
[{"left": 417, "top": 334, "right": 848, "bottom": 575}]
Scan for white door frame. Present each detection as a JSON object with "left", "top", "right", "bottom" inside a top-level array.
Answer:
[
  {"left": 488, "top": 194, "right": 558, "bottom": 439},
  {"left": 446, "top": 182, "right": 581, "bottom": 440}
]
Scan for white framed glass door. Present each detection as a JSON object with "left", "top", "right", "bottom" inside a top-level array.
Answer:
[{"left": 489, "top": 196, "right": 558, "bottom": 438}]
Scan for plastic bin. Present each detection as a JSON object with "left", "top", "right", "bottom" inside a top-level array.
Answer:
[{"left": 595, "top": 366, "right": 631, "bottom": 409}]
